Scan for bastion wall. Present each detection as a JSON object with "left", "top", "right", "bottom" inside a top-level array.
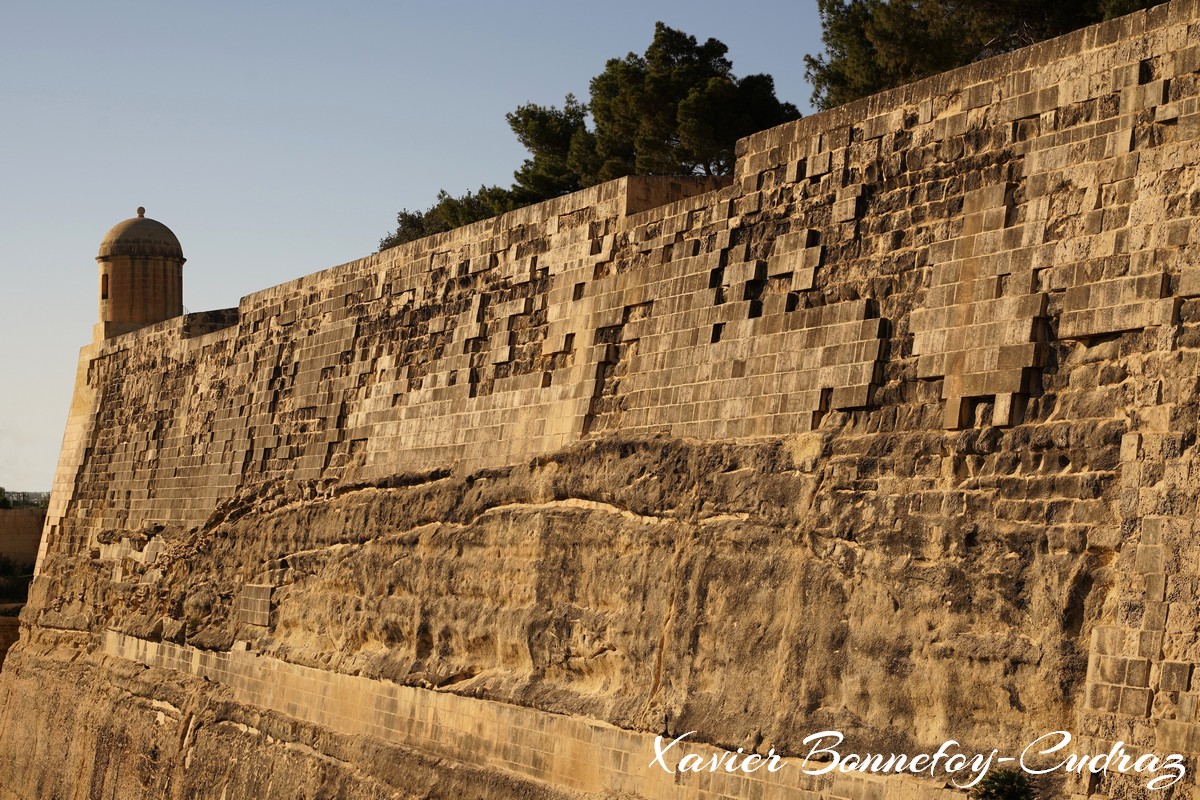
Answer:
[{"left": 8, "top": 3, "right": 1200, "bottom": 798}]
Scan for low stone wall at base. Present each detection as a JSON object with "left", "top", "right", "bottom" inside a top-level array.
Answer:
[{"left": 104, "top": 630, "right": 965, "bottom": 800}]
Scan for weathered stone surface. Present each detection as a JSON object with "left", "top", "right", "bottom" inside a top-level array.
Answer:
[{"left": 9, "top": 3, "right": 1200, "bottom": 798}]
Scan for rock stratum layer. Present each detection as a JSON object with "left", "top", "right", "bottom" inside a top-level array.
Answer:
[{"left": 9, "top": 4, "right": 1200, "bottom": 798}]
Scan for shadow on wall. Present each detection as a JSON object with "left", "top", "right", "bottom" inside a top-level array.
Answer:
[
  {"left": 0, "top": 556, "right": 32, "bottom": 604},
  {"left": 0, "top": 549, "right": 34, "bottom": 668},
  {"left": 0, "top": 505, "right": 41, "bottom": 666}
]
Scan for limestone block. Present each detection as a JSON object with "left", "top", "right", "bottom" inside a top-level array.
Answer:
[
  {"left": 807, "top": 149, "right": 832, "bottom": 177},
  {"left": 725, "top": 259, "right": 766, "bottom": 286},
  {"left": 235, "top": 584, "right": 273, "bottom": 628},
  {"left": 1161, "top": 662, "right": 1193, "bottom": 692}
]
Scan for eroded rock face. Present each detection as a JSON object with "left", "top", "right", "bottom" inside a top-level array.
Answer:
[
  {"left": 9, "top": 3, "right": 1200, "bottom": 798},
  {"left": 28, "top": 436, "right": 1103, "bottom": 753},
  {"left": 6, "top": 431, "right": 1109, "bottom": 798}
]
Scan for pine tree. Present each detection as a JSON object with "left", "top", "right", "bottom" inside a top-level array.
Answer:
[
  {"left": 805, "top": 0, "right": 1163, "bottom": 111},
  {"left": 380, "top": 23, "right": 799, "bottom": 250}
]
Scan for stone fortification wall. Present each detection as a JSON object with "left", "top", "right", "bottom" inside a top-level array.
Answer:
[
  {"left": 37, "top": 176, "right": 730, "bottom": 560},
  {"left": 11, "top": 3, "right": 1200, "bottom": 798}
]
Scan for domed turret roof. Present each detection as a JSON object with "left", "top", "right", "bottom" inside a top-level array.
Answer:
[{"left": 97, "top": 207, "right": 185, "bottom": 261}]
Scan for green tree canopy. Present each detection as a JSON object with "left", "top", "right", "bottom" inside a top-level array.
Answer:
[
  {"left": 583, "top": 22, "right": 799, "bottom": 182},
  {"left": 971, "top": 768, "right": 1038, "bottom": 800},
  {"left": 805, "top": 0, "right": 1163, "bottom": 111},
  {"left": 382, "top": 187, "right": 518, "bottom": 247},
  {"left": 380, "top": 23, "right": 799, "bottom": 251},
  {"left": 506, "top": 94, "right": 591, "bottom": 203}
]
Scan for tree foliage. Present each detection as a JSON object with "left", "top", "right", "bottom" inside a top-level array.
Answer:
[
  {"left": 380, "top": 23, "right": 799, "bottom": 251},
  {"left": 383, "top": 188, "right": 517, "bottom": 247},
  {"left": 971, "top": 768, "right": 1038, "bottom": 800},
  {"left": 805, "top": 0, "right": 1163, "bottom": 110},
  {"left": 583, "top": 23, "right": 798, "bottom": 181},
  {"left": 507, "top": 94, "right": 592, "bottom": 203}
]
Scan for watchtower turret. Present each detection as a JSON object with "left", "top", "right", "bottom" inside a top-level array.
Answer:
[{"left": 95, "top": 207, "right": 185, "bottom": 340}]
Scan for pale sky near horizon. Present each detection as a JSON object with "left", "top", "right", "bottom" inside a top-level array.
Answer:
[{"left": 0, "top": 1, "right": 824, "bottom": 491}]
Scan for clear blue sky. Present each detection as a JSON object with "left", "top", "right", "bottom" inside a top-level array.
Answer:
[{"left": 0, "top": 1, "right": 824, "bottom": 491}]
